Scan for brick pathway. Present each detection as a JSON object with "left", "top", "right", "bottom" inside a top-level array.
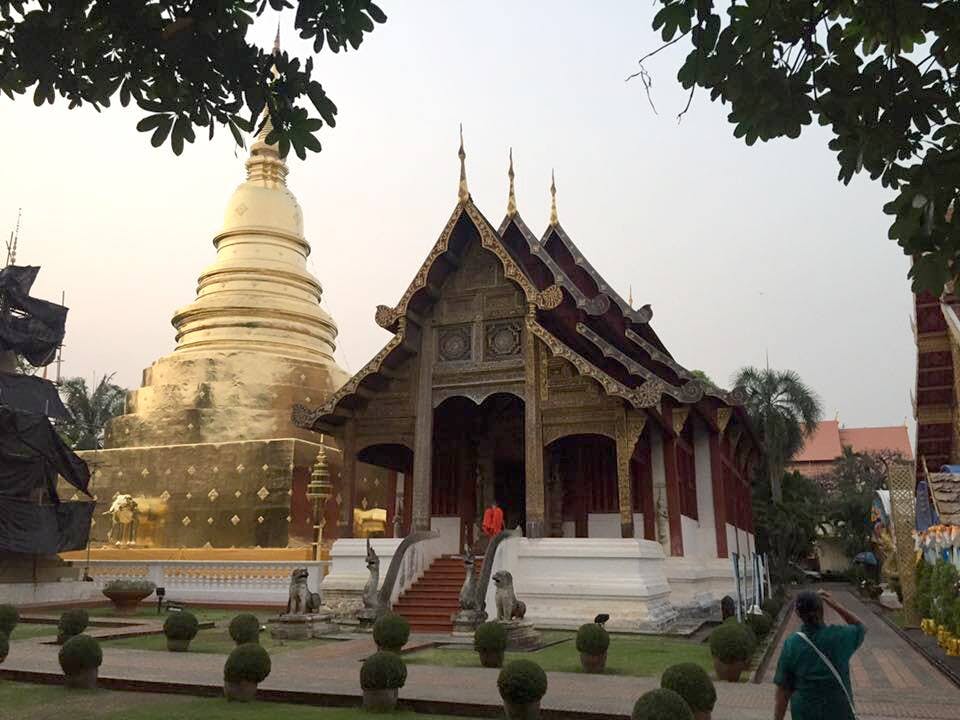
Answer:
[{"left": 3, "top": 596, "right": 958, "bottom": 720}]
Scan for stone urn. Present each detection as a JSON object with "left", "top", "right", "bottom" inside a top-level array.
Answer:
[
  {"left": 102, "top": 579, "right": 155, "bottom": 614},
  {"left": 713, "top": 657, "right": 747, "bottom": 683},
  {"left": 503, "top": 699, "right": 541, "bottom": 720},
  {"left": 223, "top": 679, "right": 258, "bottom": 702},
  {"left": 579, "top": 651, "right": 607, "bottom": 673},
  {"left": 64, "top": 668, "right": 98, "bottom": 690},
  {"left": 362, "top": 687, "right": 399, "bottom": 713},
  {"left": 478, "top": 648, "right": 505, "bottom": 668}
]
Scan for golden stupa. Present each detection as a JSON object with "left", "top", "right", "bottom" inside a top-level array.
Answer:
[{"left": 72, "top": 110, "right": 361, "bottom": 556}]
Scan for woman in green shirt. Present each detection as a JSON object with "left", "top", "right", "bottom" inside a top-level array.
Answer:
[{"left": 774, "top": 589, "right": 866, "bottom": 720}]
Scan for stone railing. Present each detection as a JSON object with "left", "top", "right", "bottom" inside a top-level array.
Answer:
[{"left": 83, "top": 560, "right": 330, "bottom": 605}]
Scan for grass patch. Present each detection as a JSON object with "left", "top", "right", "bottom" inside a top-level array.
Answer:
[
  {"left": 405, "top": 631, "right": 713, "bottom": 678},
  {"left": 99, "top": 625, "right": 325, "bottom": 655},
  {"left": 0, "top": 682, "right": 474, "bottom": 720},
  {"left": 9, "top": 623, "right": 60, "bottom": 641}
]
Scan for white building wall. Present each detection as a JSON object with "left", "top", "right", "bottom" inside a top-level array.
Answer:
[{"left": 693, "top": 419, "right": 718, "bottom": 559}]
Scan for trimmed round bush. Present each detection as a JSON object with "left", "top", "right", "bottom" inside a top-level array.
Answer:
[
  {"left": 360, "top": 651, "right": 408, "bottom": 690},
  {"left": 661, "top": 662, "right": 717, "bottom": 714},
  {"left": 373, "top": 613, "right": 410, "bottom": 652},
  {"left": 631, "top": 688, "right": 693, "bottom": 720},
  {"left": 224, "top": 643, "right": 271, "bottom": 684},
  {"left": 102, "top": 578, "right": 156, "bottom": 595},
  {"left": 163, "top": 611, "right": 199, "bottom": 641},
  {"left": 0, "top": 631, "right": 9, "bottom": 663},
  {"left": 0, "top": 605, "right": 19, "bottom": 636},
  {"left": 497, "top": 659, "right": 548, "bottom": 705},
  {"left": 745, "top": 611, "right": 774, "bottom": 639},
  {"left": 228, "top": 613, "right": 260, "bottom": 645},
  {"left": 709, "top": 620, "right": 756, "bottom": 664},
  {"left": 58, "top": 634, "right": 102, "bottom": 675},
  {"left": 474, "top": 621, "right": 508, "bottom": 652},
  {"left": 576, "top": 623, "right": 610, "bottom": 655},
  {"left": 761, "top": 598, "right": 783, "bottom": 618},
  {"left": 57, "top": 609, "right": 89, "bottom": 642}
]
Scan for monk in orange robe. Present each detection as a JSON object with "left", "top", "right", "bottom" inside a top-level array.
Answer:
[{"left": 482, "top": 501, "right": 504, "bottom": 538}]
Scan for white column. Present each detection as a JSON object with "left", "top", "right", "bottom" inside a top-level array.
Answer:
[
  {"left": 693, "top": 419, "right": 718, "bottom": 559},
  {"left": 649, "top": 426, "right": 669, "bottom": 556}
]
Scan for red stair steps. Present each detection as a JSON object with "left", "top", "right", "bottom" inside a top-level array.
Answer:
[{"left": 392, "top": 554, "right": 483, "bottom": 633}]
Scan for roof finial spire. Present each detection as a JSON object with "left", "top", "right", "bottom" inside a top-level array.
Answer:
[
  {"left": 273, "top": 21, "right": 281, "bottom": 55},
  {"left": 506, "top": 148, "right": 517, "bottom": 217},
  {"left": 458, "top": 124, "right": 470, "bottom": 204},
  {"left": 628, "top": 284, "right": 633, "bottom": 309},
  {"left": 549, "top": 169, "right": 558, "bottom": 225}
]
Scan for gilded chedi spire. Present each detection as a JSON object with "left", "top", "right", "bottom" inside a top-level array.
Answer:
[
  {"left": 506, "top": 148, "right": 517, "bottom": 217},
  {"left": 549, "top": 169, "right": 558, "bottom": 225},
  {"left": 458, "top": 124, "right": 470, "bottom": 204}
]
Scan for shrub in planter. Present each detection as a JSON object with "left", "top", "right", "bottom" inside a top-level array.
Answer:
[
  {"left": 360, "top": 651, "right": 407, "bottom": 713},
  {"left": 58, "top": 634, "right": 102, "bottom": 689},
  {"left": 661, "top": 663, "right": 716, "bottom": 719},
  {"left": 708, "top": 621, "right": 755, "bottom": 682},
  {"left": 223, "top": 643, "right": 271, "bottom": 702},
  {"left": 228, "top": 613, "right": 261, "bottom": 645},
  {"left": 761, "top": 598, "right": 782, "bottom": 618},
  {"left": 474, "top": 621, "right": 508, "bottom": 668},
  {"left": 631, "top": 688, "right": 694, "bottom": 720},
  {"left": 497, "top": 659, "right": 548, "bottom": 720},
  {"left": 57, "top": 609, "right": 89, "bottom": 644},
  {"left": 575, "top": 623, "right": 610, "bottom": 673},
  {"left": 102, "top": 579, "right": 156, "bottom": 614},
  {"left": 0, "top": 632, "right": 8, "bottom": 664},
  {"left": 744, "top": 612, "right": 773, "bottom": 640},
  {"left": 163, "top": 611, "right": 199, "bottom": 652},
  {"left": 372, "top": 613, "right": 410, "bottom": 653},
  {"left": 0, "top": 604, "right": 18, "bottom": 637}
]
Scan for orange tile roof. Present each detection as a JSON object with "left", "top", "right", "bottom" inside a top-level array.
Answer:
[
  {"left": 793, "top": 420, "right": 843, "bottom": 462},
  {"left": 792, "top": 421, "right": 913, "bottom": 462}
]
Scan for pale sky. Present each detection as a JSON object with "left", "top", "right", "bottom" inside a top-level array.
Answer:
[{"left": 1, "top": 1, "right": 914, "bottom": 438}]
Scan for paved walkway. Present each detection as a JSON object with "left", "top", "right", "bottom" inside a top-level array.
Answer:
[{"left": 3, "top": 594, "right": 958, "bottom": 719}]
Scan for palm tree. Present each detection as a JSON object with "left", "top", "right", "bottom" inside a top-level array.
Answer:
[
  {"left": 59, "top": 374, "right": 126, "bottom": 450},
  {"left": 734, "top": 366, "right": 822, "bottom": 503}
]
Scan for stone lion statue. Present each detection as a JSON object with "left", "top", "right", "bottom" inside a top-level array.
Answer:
[
  {"left": 285, "top": 567, "right": 322, "bottom": 616},
  {"left": 103, "top": 493, "right": 139, "bottom": 546},
  {"left": 492, "top": 570, "right": 526, "bottom": 622}
]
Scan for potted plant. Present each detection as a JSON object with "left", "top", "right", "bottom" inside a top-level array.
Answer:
[
  {"left": 372, "top": 613, "right": 410, "bottom": 653},
  {"left": 360, "top": 651, "right": 407, "bottom": 713},
  {"left": 58, "top": 634, "right": 102, "bottom": 690},
  {"left": 708, "top": 621, "right": 755, "bottom": 682},
  {"left": 57, "top": 609, "right": 89, "bottom": 645},
  {"left": 497, "top": 659, "right": 548, "bottom": 720},
  {"left": 631, "top": 688, "right": 694, "bottom": 720},
  {"left": 744, "top": 611, "right": 773, "bottom": 641},
  {"left": 661, "top": 663, "right": 716, "bottom": 720},
  {"left": 163, "top": 611, "right": 199, "bottom": 652},
  {"left": 102, "top": 579, "right": 156, "bottom": 614},
  {"left": 474, "top": 621, "right": 508, "bottom": 668},
  {"left": 575, "top": 623, "right": 610, "bottom": 673},
  {"left": 229, "top": 613, "right": 261, "bottom": 645},
  {"left": 223, "top": 643, "right": 271, "bottom": 702},
  {"left": 0, "top": 604, "right": 18, "bottom": 637}
]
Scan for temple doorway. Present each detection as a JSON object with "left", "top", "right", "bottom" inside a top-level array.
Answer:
[
  {"left": 431, "top": 393, "right": 525, "bottom": 551},
  {"left": 546, "top": 434, "right": 619, "bottom": 538}
]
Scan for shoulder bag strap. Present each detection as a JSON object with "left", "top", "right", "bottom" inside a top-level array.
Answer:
[{"left": 796, "top": 631, "right": 858, "bottom": 719}]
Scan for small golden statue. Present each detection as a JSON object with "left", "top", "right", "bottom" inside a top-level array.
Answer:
[{"left": 104, "top": 493, "right": 140, "bottom": 546}]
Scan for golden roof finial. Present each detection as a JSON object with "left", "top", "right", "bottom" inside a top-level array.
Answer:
[
  {"left": 549, "top": 169, "right": 558, "bottom": 225},
  {"left": 458, "top": 124, "right": 470, "bottom": 204},
  {"left": 273, "top": 21, "right": 281, "bottom": 55},
  {"left": 506, "top": 147, "right": 517, "bottom": 217},
  {"left": 628, "top": 284, "right": 633, "bottom": 308}
]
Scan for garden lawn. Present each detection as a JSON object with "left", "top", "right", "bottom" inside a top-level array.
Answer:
[
  {"left": 8, "top": 623, "right": 60, "bottom": 641},
  {"left": 0, "top": 681, "right": 476, "bottom": 720},
  {"left": 405, "top": 631, "right": 713, "bottom": 677},
  {"left": 99, "top": 625, "right": 325, "bottom": 655}
]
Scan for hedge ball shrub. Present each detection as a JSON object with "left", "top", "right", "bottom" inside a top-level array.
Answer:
[
  {"left": 474, "top": 621, "right": 508, "bottom": 652},
  {"left": 224, "top": 643, "right": 272, "bottom": 684},
  {"left": 58, "top": 634, "right": 102, "bottom": 675},
  {"left": 228, "top": 613, "right": 261, "bottom": 644},
  {"left": 102, "top": 578, "right": 156, "bottom": 595},
  {"left": 373, "top": 613, "right": 410, "bottom": 651},
  {"left": 631, "top": 688, "right": 693, "bottom": 720},
  {"left": 709, "top": 620, "right": 756, "bottom": 664},
  {"left": 575, "top": 623, "right": 611, "bottom": 655},
  {"left": 163, "top": 611, "right": 199, "bottom": 641},
  {"left": 360, "top": 651, "right": 408, "bottom": 690},
  {"left": 745, "top": 611, "right": 774, "bottom": 640},
  {"left": 497, "top": 659, "right": 548, "bottom": 705},
  {"left": 660, "top": 662, "right": 717, "bottom": 713},
  {"left": 0, "top": 605, "right": 18, "bottom": 636},
  {"left": 761, "top": 598, "right": 783, "bottom": 618},
  {"left": 58, "top": 609, "right": 89, "bottom": 641}
]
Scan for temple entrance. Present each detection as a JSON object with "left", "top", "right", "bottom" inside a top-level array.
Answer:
[
  {"left": 546, "top": 434, "right": 619, "bottom": 538},
  {"left": 355, "top": 444, "right": 414, "bottom": 538},
  {"left": 431, "top": 393, "right": 525, "bottom": 552}
]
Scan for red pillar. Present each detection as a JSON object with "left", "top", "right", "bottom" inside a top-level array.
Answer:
[
  {"left": 708, "top": 432, "right": 729, "bottom": 558},
  {"left": 662, "top": 422, "right": 684, "bottom": 557}
]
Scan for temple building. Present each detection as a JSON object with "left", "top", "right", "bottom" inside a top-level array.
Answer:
[{"left": 298, "top": 141, "right": 763, "bottom": 627}]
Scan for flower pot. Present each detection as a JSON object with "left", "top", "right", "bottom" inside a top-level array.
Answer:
[
  {"left": 362, "top": 688, "right": 398, "bottom": 713},
  {"left": 166, "top": 637, "right": 190, "bottom": 652},
  {"left": 579, "top": 651, "right": 607, "bottom": 673},
  {"left": 224, "top": 679, "right": 258, "bottom": 702},
  {"left": 477, "top": 648, "right": 504, "bottom": 668},
  {"left": 694, "top": 711, "right": 712, "bottom": 720},
  {"left": 713, "top": 657, "right": 747, "bottom": 682},
  {"left": 103, "top": 588, "right": 153, "bottom": 615},
  {"left": 503, "top": 700, "right": 541, "bottom": 720},
  {"left": 64, "top": 668, "right": 98, "bottom": 690}
]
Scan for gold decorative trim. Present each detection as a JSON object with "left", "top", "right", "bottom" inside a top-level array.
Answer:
[
  {"left": 716, "top": 407, "right": 732, "bottom": 434},
  {"left": 671, "top": 407, "right": 690, "bottom": 435},
  {"left": 917, "top": 405, "right": 954, "bottom": 424},
  {"left": 537, "top": 284, "right": 563, "bottom": 310},
  {"left": 506, "top": 148, "right": 517, "bottom": 217},
  {"left": 918, "top": 333, "right": 951, "bottom": 353}
]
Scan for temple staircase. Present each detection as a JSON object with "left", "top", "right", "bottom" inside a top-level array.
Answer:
[{"left": 393, "top": 554, "right": 483, "bottom": 633}]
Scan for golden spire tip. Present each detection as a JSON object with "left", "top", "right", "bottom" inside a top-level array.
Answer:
[
  {"left": 457, "top": 124, "right": 469, "bottom": 204},
  {"left": 549, "top": 169, "right": 558, "bottom": 225},
  {"left": 274, "top": 21, "right": 281, "bottom": 54},
  {"left": 506, "top": 147, "right": 517, "bottom": 217}
]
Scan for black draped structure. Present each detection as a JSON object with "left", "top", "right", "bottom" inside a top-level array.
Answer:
[{"left": 0, "top": 265, "right": 68, "bottom": 367}]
